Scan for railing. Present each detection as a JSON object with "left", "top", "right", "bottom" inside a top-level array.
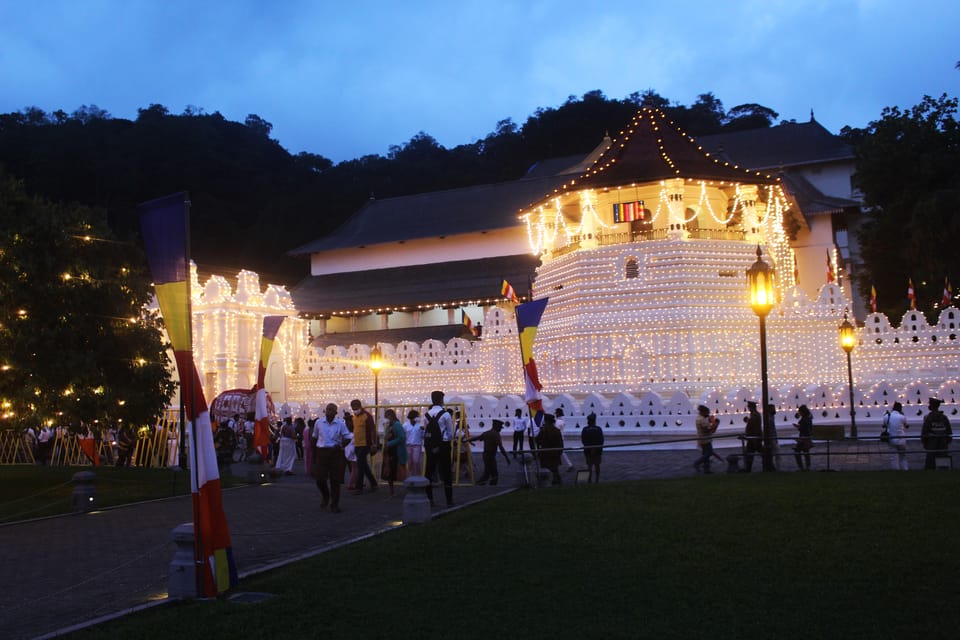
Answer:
[{"left": 548, "top": 226, "right": 748, "bottom": 258}]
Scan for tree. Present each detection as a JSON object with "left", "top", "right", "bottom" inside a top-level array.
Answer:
[
  {"left": 0, "top": 173, "right": 176, "bottom": 430},
  {"left": 244, "top": 114, "right": 273, "bottom": 138},
  {"left": 846, "top": 94, "right": 960, "bottom": 318},
  {"left": 724, "top": 103, "right": 779, "bottom": 131}
]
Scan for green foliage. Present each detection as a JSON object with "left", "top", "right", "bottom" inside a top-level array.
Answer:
[
  {"left": 845, "top": 94, "right": 960, "bottom": 318},
  {"left": 0, "top": 91, "right": 779, "bottom": 286},
  {"left": 0, "top": 174, "right": 176, "bottom": 429}
]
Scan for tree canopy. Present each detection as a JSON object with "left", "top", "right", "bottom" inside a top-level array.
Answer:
[
  {"left": 0, "top": 91, "right": 780, "bottom": 285},
  {"left": 0, "top": 173, "right": 176, "bottom": 429},
  {"left": 843, "top": 94, "right": 960, "bottom": 319}
]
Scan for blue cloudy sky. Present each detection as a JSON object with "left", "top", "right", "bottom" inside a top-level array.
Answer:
[{"left": 1, "top": 0, "right": 957, "bottom": 162}]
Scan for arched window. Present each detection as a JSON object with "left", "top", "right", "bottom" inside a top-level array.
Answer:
[{"left": 625, "top": 258, "right": 639, "bottom": 279}]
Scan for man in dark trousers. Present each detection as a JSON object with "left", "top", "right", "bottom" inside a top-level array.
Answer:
[
  {"left": 921, "top": 397, "right": 953, "bottom": 469},
  {"left": 423, "top": 390, "right": 455, "bottom": 507},
  {"left": 581, "top": 412, "right": 604, "bottom": 482},
  {"left": 469, "top": 419, "right": 510, "bottom": 485},
  {"left": 741, "top": 400, "right": 763, "bottom": 472},
  {"left": 536, "top": 413, "right": 564, "bottom": 485}
]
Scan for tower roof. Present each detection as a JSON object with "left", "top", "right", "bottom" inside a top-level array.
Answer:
[{"left": 521, "top": 108, "right": 777, "bottom": 213}]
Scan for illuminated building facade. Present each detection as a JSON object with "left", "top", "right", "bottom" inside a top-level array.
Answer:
[{"left": 187, "top": 109, "right": 958, "bottom": 433}]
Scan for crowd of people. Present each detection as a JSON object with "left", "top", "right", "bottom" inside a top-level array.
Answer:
[
  {"left": 205, "top": 389, "right": 614, "bottom": 511},
  {"left": 692, "top": 396, "right": 954, "bottom": 473}
]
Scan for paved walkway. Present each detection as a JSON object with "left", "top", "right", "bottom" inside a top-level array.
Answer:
[{"left": 0, "top": 438, "right": 936, "bottom": 639}]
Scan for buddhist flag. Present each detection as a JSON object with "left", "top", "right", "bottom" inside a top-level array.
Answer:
[
  {"left": 870, "top": 285, "right": 877, "bottom": 313},
  {"left": 501, "top": 279, "right": 520, "bottom": 304},
  {"left": 826, "top": 250, "right": 835, "bottom": 284},
  {"left": 942, "top": 277, "right": 953, "bottom": 307},
  {"left": 515, "top": 298, "right": 549, "bottom": 412},
  {"left": 254, "top": 316, "right": 284, "bottom": 459},
  {"left": 463, "top": 311, "right": 478, "bottom": 337},
  {"left": 907, "top": 278, "right": 916, "bottom": 310},
  {"left": 139, "top": 193, "right": 238, "bottom": 597}
]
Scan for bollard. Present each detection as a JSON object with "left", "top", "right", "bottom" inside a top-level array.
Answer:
[
  {"left": 402, "top": 475, "right": 432, "bottom": 523},
  {"left": 245, "top": 452, "right": 268, "bottom": 484},
  {"left": 168, "top": 523, "right": 199, "bottom": 599},
  {"left": 70, "top": 471, "right": 96, "bottom": 512}
]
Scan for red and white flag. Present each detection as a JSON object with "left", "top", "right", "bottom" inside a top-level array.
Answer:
[
  {"left": 826, "top": 250, "right": 835, "bottom": 284},
  {"left": 907, "top": 278, "right": 916, "bottom": 310},
  {"left": 139, "top": 193, "right": 238, "bottom": 597}
]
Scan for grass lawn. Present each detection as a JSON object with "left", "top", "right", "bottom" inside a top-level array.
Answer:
[
  {"left": 0, "top": 465, "right": 244, "bottom": 523},
  {"left": 69, "top": 471, "right": 960, "bottom": 640}
]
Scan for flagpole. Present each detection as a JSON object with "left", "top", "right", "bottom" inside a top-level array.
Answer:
[{"left": 183, "top": 192, "right": 204, "bottom": 598}]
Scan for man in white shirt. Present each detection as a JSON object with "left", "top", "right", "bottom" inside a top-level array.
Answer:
[
  {"left": 511, "top": 408, "right": 528, "bottom": 458},
  {"left": 311, "top": 403, "right": 352, "bottom": 513}
]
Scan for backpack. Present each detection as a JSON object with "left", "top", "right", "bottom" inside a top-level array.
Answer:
[{"left": 423, "top": 410, "right": 443, "bottom": 454}]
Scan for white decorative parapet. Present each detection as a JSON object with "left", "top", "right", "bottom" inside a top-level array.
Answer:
[{"left": 186, "top": 269, "right": 960, "bottom": 442}]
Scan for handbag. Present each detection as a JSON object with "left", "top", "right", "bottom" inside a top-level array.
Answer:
[{"left": 880, "top": 428, "right": 890, "bottom": 443}]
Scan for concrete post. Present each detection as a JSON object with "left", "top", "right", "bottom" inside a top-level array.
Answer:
[
  {"left": 70, "top": 471, "right": 96, "bottom": 512},
  {"left": 168, "top": 523, "right": 199, "bottom": 599},
  {"left": 402, "top": 475, "right": 432, "bottom": 523}
]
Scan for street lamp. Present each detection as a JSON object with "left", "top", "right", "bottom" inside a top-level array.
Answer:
[
  {"left": 369, "top": 344, "right": 383, "bottom": 422},
  {"left": 839, "top": 314, "right": 858, "bottom": 439},
  {"left": 746, "top": 245, "right": 776, "bottom": 472}
]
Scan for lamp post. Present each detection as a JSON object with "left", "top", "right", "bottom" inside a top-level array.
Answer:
[
  {"left": 369, "top": 344, "right": 383, "bottom": 422},
  {"left": 746, "top": 246, "right": 776, "bottom": 472},
  {"left": 839, "top": 314, "right": 857, "bottom": 439}
]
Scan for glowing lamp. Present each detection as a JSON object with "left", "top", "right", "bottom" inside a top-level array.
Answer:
[{"left": 746, "top": 246, "right": 775, "bottom": 318}]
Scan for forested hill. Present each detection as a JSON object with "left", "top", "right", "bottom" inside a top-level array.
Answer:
[{"left": 0, "top": 91, "right": 779, "bottom": 285}]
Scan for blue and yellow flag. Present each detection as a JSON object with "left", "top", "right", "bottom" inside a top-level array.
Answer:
[
  {"left": 139, "top": 193, "right": 238, "bottom": 597},
  {"left": 515, "top": 298, "right": 549, "bottom": 410}
]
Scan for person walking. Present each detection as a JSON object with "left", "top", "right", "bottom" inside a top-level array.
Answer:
[
  {"left": 349, "top": 399, "right": 379, "bottom": 492},
  {"left": 536, "top": 413, "right": 564, "bottom": 485},
  {"left": 511, "top": 408, "right": 527, "bottom": 458},
  {"left": 423, "top": 390, "right": 454, "bottom": 507},
  {"left": 921, "top": 397, "right": 952, "bottom": 470},
  {"left": 311, "top": 403, "right": 351, "bottom": 513},
  {"left": 554, "top": 408, "right": 575, "bottom": 472},
  {"left": 792, "top": 405, "right": 814, "bottom": 471},
  {"left": 693, "top": 405, "right": 718, "bottom": 474},
  {"left": 302, "top": 418, "right": 314, "bottom": 475},
  {"left": 382, "top": 408, "right": 407, "bottom": 497},
  {"left": 580, "top": 412, "right": 604, "bottom": 482},
  {"left": 740, "top": 401, "right": 762, "bottom": 472},
  {"left": 274, "top": 417, "right": 297, "bottom": 475},
  {"left": 115, "top": 424, "right": 134, "bottom": 467},
  {"left": 885, "top": 401, "right": 910, "bottom": 471},
  {"left": 403, "top": 410, "right": 423, "bottom": 476},
  {"left": 37, "top": 424, "right": 54, "bottom": 465},
  {"left": 469, "top": 419, "right": 510, "bottom": 485}
]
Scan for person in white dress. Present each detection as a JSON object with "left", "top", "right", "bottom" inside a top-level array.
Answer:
[
  {"left": 885, "top": 401, "right": 910, "bottom": 471},
  {"left": 404, "top": 410, "right": 424, "bottom": 475},
  {"left": 273, "top": 417, "right": 298, "bottom": 475}
]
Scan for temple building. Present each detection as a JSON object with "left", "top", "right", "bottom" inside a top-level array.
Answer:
[{"left": 183, "top": 109, "right": 958, "bottom": 433}]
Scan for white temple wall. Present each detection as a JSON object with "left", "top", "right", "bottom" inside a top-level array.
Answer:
[
  {"left": 309, "top": 227, "right": 527, "bottom": 275},
  {"left": 797, "top": 163, "right": 857, "bottom": 200},
  {"left": 184, "top": 268, "right": 960, "bottom": 445}
]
